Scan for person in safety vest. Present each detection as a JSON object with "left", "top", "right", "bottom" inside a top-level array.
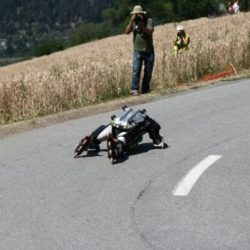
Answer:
[{"left": 173, "top": 25, "right": 190, "bottom": 55}]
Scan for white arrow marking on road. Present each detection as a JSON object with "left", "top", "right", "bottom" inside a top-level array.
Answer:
[{"left": 172, "top": 155, "right": 222, "bottom": 196}]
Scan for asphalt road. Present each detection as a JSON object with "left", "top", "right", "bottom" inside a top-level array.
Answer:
[{"left": 0, "top": 78, "right": 250, "bottom": 250}]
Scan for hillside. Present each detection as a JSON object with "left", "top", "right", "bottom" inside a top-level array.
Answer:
[
  {"left": 2, "top": 0, "right": 249, "bottom": 59},
  {"left": 0, "top": 12, "right": 250, "bottom": 124},
  {"left": 0, "top": 0, "right": 114, "bottom": 57},
  {"left": 1, "top": 12, "right": 249, "bottom": 80},
  {"left": 0, "top": 0, "right": 250, "bottom": 59}
]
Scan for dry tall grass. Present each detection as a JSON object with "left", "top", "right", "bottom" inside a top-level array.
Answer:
[{"left": 0, "top": 12, "right": 250, "bottom": 125}]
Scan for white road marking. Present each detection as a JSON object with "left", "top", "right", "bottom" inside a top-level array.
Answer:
[{"left": 172, "top": 155, "right": 222, "bottom": 196}]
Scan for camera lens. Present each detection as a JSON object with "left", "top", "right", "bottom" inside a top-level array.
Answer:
[{"left": 135, "top": 15, "right": 142, "bottom": 23}]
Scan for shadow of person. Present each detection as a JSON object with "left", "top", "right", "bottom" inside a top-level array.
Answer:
[
  {"left": 129, "top": 142, "right": 169, "bottom": 156},
  {"left": 129, "top": 142, "right": 155, "bottom": 155},
  {"left": 75, "top": 143, "right": 169, "bottom": 164},
  {"left": 75, "top": 149, "right": 105, "bottom": 158},
  {"left": 113, "top": 142, "right": 169, "bottom": 164}
]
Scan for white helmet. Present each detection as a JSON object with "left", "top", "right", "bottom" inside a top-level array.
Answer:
[{"left": 176, "top": 25, "right": 184, "bottom": 31}]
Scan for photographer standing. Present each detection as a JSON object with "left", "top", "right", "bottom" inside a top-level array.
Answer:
[
  {"left": 125, "top": 5, "right": 154, "bottom": 96},
  {"left": 173, "top": 25, "right": 190, "bottom": 55}
]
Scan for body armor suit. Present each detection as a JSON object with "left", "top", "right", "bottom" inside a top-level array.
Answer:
[{"left": 74, "top": 106, "right": 165, "bottom": 163}]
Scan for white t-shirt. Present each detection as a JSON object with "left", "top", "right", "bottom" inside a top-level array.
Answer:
[{"left": 233, "top": 2, "right": 240, "bottom": 13}]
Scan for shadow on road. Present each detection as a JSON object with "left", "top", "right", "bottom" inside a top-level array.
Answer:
[
  {"left": 74, "top": 142, "right": 169, "bottom": 164},
  {"left": 116, "top": 142, "right": 169, "bottom": 164}
]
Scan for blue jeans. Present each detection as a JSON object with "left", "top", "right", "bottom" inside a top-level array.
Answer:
[{"left": 131, "top": 50, "right": 155, "bottom": 93}]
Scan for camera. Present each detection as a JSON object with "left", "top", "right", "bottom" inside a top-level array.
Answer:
[
  {"left": 177, "top": 31, "right": 183, "bottom": 37},
  {"left": 134, "top": 15, "right": 143, "bottom": 34},
  {"left": 135, "top": 24, "right": 143, "bottom": 34},
  {"left": 134, "top": 15, "right": 142, "bottom": 23}
]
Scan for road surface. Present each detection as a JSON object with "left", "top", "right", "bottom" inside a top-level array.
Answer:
[{"left": 0, "top": 78, "right": 250, "bottom": 250}]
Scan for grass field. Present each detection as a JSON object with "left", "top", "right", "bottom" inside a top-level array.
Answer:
[{"left": 0, "top": 12, "right": 249, "bottom": 125}]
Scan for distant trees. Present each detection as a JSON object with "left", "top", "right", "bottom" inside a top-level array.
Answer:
[
  {"left": 0, "top": 0, "right": 249, "bottom": 59},
  {"left": 34, "top": 37, "right": 64, "bottom": 57},
  {"left": 174, "top": 0, "right": 217, "bottom": 19},
  {"left": 67, "top": 23, "right": 110, "bottom": 47},
  {"left": 0, "top": 0, "right": 114, "bottom": 58}
]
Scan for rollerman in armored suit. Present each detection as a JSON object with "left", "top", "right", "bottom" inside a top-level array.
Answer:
[{"left": 74, "top": 106, "right": 167, "bottom": 164}]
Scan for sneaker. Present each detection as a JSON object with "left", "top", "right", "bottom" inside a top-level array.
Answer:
[
  {"left": 154, "top": 137, "right": 165, "bottom": 149},
  {"left": 130, "top": 90, "right": 139, "bottom": 96}
]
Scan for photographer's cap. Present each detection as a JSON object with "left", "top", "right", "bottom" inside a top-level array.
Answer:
[
  {"left": 131, "top": 5, "right": 147, "bottom": 14},
  {"left": 176, "top": 25, "right": 184, "bottom": 31}
]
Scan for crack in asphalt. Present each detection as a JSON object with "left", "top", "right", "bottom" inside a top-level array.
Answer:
[{"left": 129, "top": 179, "right": 156, "bottom": 250}]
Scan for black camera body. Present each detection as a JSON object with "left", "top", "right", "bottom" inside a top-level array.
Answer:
[
  {"left": 177, "top": 30, "right": 185, "bottom": 38},
  {"left": 177, "top": 31, "right": 183, "bottom": 37},
  {"left": 134, "top": 15, "right": 143, "bottom": 34},
  {"left": 134, "top": 15, "right": 143, "bottom": 23}
]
